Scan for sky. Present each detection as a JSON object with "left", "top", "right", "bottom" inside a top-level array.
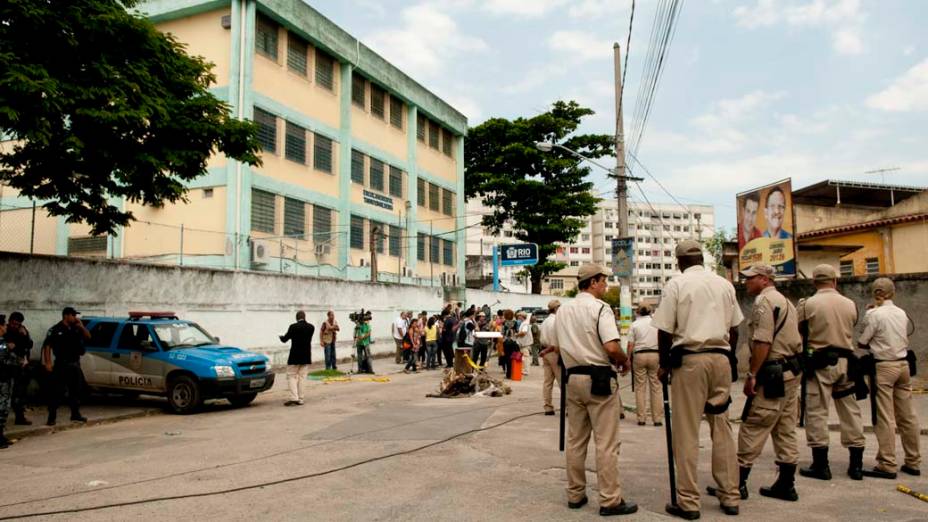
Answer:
[{"left": 309, "top": 0, "right": 928, "bottom": 232}]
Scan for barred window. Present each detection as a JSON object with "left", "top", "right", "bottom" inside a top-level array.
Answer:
[
  {"left": 284, "top": 121, "right": 305, "bottom": 163},
  {"left": 428, "top": 120, "right": 439, "bottom": 149},
  {"left": 442, "top": 129, "right": 453, "bottom": 156},
  {"left": 417, "top": 178, "right": 426, "bottom": 207},
  {"left": 350, "top": 215, "right": 365, "bottom": 250},
  {"left": 313, "top": 133, "right": 333, "bottom": 173},
  {"left": 313, "top": 205, "right": 333, "bottom": 243},
  {"left": 255, "top": 15, "right": 278, "bottom": 60},
  {"left": 370, "top": 221, "right": 384, "bottom": 253},
  {"left": 389, "top": 166, "right": 403, "bottom": 198},
  {"left": 430, "top": 235, "right": 440, "bottom": 263},
  {"left": 417, "top": 113, "right": 426, "bottom": 142},
  {"left": 389, "top": 225, "right": 401, "bottom": 257},
  {"left": 351, "top": 149, "right": 364, "bottom": 184},
  {"left": 428, "top": 183, "right": 439, "bottom": 211},
  {"left": 839, "top": 260, "right": 853, "bottom": 277},
  {"left": 389, "top": 96, "right": 403, "bottom": 129},
  {"left": 417, "top": 233, "right": 426, "bottom": 261},
  {"left": 251, "top": 189, "right": 276, "bottom": 233},
  {"left": 351, "top": 74, "right": 365, "bottom": 107},
  {"left": 865, "top": 257, "right": 879, "bottom": 275},
  {"left": 283, "top": 197, "right": 305, "bottom": 239},
  {"left": 369, "top": 158, "right": 384, "bottom": 192},
  {"left": 441, "top": 188, "right": 453, "bottom": 216},
  {"left": 370, "top": 84, "right": 385, "bottom": 120},
  {"left": 254, "top": 108, "right": 277, "bottom": 153},
  {"left": 287, "top": 33, "right": 307, "bottom": 76},
  {"left": 315, "top": 48, "right": 334, "bottom": 90},
  {"left": 442, "top": 239, "right": 453, "bottom": 266}
]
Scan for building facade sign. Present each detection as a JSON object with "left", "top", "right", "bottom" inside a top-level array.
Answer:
[
  {"left": 363, "top": 190, "right": 394, "bottom": 211},
  {"left": 736, "top": 178, "right": 797, "bottom": 277}
]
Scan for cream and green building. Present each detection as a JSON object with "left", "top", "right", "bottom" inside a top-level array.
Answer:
[{"left": 0, "top": 0, "right": 467, "bottom": 286}]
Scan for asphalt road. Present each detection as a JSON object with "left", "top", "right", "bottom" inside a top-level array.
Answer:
[{"left": 0, "top": 363, "right": 925, "bottom": 521}]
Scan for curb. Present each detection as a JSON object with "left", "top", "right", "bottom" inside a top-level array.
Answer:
[{"left": 6, "top": 408, "right": 163, "bottom": 442}]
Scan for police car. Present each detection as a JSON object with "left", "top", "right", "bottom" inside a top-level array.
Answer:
[{"left": 80, "top": 312, "right": 274, "bottom": 414}]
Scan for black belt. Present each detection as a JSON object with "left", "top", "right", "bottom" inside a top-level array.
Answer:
[
  {"left": 634, "top": 349, "right": 659, "bottom": 354},
  {"left": 875, "top": 357, "right": 908, "bottom": 363},
  {"left": 679, "top": 348, "right": 730, "bottom": 357},
  {"left": 762, "top": 355, "right": 802, "bottom": 374},
  {"left": 567, "top": 365, "right": 617, "bottom": 378}
]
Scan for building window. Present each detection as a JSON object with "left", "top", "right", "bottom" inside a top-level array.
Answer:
[
  {"left": 417, "top": 113, "right": 426, "bottom": 142},
  {"left": 315, "top": 48, "right": 334, "bottom": 90},
  {"left": 369, "top": 158, "right": 384, "bottom": 191},
  {"left": 313, "top": 133, "right": 333, "bottom": 173},
  {"left": 550, "top": 279, "right": 563, "bottom": 290},
  {"left": 370, "top": 84, "right": 385, "bottom": 119},
  {"left": 254, "top": 108, "right": 276, "bottom": 153},
  {"left": 581, "top": 234, "right": 590, "bottom": 241},
  {"left": 582, "top": 247, "right": 590, "bottom": 254},
  {"left": 865, "top": 257, "right": 879, "bottom": 275},
  {"left": 390, "top": 96, "right": 404, "bottom": 129},
  {"left": 428, "top": 120, "right": 439, "bottom": 149},
  {"left": 417, "top": 233, "right": 427, "bottom": 261},
  {"left": 665, "top": 263, "right": 673, "bottom": 270},
  {"left": 389, "top": 166, "right": 403, "bottom": 198},
  {"left": 441, "top": 188, "right": 453, "bottom": 216},
  {"left": 251, "top": 189, "right": 275, "bottom": 233},
  {"left": 442, "top": 239, "right": 453, "bottom": 266},
  {"left": 350, "top": 215, "right": 365, "bottom": 250},
  {"left": 389, "top": 225, "right": 401, "bottom": 257},
  {"left": 441, "top": 129, "right": 453, "bottom": 156},
  {"left": 428, "top": 183, "right": 439, "bottom": 211},
  {"left": 287, "top": 33, "right": 308, "bottom": 75},
  {"left": 570, "top": 261, "right": 579, "bottom": 267},
  {"left": 255, "top": 15, "right": 278, "bottom": 61},
  {"left": 313, "top": 205, "right": 332, "bottom": 244},
  {"left": 351, "top": 149, "right": 364, "bottom": 184},
  {"left": 430, "top": 236, "right": 440, "bottom": 263},
  {"left": 202, "top": 188, "right": 214, "bottom": 199},
  {"left": 284, "top": 122, "right": 306, "bottom": 164},
  {"left": 839, "top": 260, "right": 853, "bottom": 277},
  {"left": 417, "top": 178, "right": 426, "bottom": 207},
  {"left": 569, "top": 247, "right": 578, "bottom": 254},
  {"left": 503, "top": 231, "right": 513, "bottom": 237},
  {"left": 664, "top": 250, "right": 672, "bottom": 257},
  {"left": 351, "top": 74, "right": 365, "bottom": 107},
  {"left": 283, "top": 197, "right": 305, "bottom": 239}
]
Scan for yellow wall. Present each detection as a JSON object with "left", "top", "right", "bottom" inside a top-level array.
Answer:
[
  {"left": 156, "top": 8, "right": 232, "bottom": 88},
  {"left": 0, "top": 207, "right": 57, "bottom": 255},
  {"left": 259, "top": 134, "right": 340, "bottom": 199},
  {"left": 891, "top": 220, "right": 928, "bottom": 273},
  {"left": 416, "top": 142, "right": 457, "bottom": 184},
  {"left": 122, "top": 187, "right": 228, "bottom": 258},
  {"left": 804, "top": 231, "right": 883, "bottom": 276},
  {"left": 352, "top": 105, "right": 407, "bottom": 160}
]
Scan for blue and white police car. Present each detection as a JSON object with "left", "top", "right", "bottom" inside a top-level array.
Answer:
[{"left": 80, "top": 312, "right": 274, "bottom": 414}]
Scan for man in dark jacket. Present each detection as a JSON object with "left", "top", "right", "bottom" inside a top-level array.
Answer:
[
  {"left": 280, "top": 311, "right": 314, "bottom": 406},
  {"left": 5, "top": 312, "right": 33, "bottom": 425}
]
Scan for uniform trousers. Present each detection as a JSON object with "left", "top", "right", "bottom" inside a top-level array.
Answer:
[
  {"left": 738, "top": 377, "right": 800, "bottom": 467},
  {"left": 873, "top": 360, "right": 921, "bottom": 472},
  {"left": 805, "top": 359, "right": 865, "bottom": 448},
  {"left": 542, "top": 352, "right": 560, "bottom": 412},
  {"left": 286, "top": 364, "right": 310, "bottom": 402},
  {"left": 0, "top": 380, "right": 11, "bottom": 426},
  {"left": 565, "top": 374, "right": 623, "bottom": 508},
  {"left": 632, "top": 352, "right": 662, "bottom": 424},
  {"left": 48, "top": 363, "right": 84, "bottom": 418},
  {"left": 671, "top": 353, "right": 739, "bottom": 512}
]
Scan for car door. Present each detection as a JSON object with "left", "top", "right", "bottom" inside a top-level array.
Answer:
[
  {"left": 111, "top": 322, "right": 163, "bottom": 392},
  {"left": 82, "top": 320, "right": 118, "bottom": 389}
]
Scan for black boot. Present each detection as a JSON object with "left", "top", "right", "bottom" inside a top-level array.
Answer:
[
  {"left": 847, "top": 447, "right": 864, "bottom": 480},
  {"left": 799, "top": 447, "right": 832, "bottom": 480},
  {"left": 0, "top": 428, "right": 9, "bottom": 449},
  {"left": 14, "top": 410, "right": 31, "bottom": 426},
  {"left": 760, "top": 462, "right": 799, "bottom": 501},
  {"left": 706, "top": 466, "right": 750, "bottom": 500}
]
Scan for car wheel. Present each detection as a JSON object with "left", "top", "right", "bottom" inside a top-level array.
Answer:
[
  {"left": 228, "top": 393, "right": 257, "bottom": 408},
  {"left": 168, "top": 375, "right": 202, "bottom": 414}
]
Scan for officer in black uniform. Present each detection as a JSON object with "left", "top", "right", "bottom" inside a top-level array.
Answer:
[
  {"left": 5, "top": 312, "right": 34, "bottom": 425},
  {"left": 42, "top": 307, "right": 91, "bottom": 426}
]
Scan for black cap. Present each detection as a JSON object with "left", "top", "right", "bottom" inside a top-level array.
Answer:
[
  {"left": 62, "top": 306, "right": 80, "bottom": 316},
  {"left": 9, "top": 312, "right": 24, "bottom": 322}
]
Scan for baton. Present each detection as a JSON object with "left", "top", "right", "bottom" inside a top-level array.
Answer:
[
  {"left": 559, "top": 360, "right": 567, "bottom": 452},
  {"left": 661, "top": 376, "right": 677, "bottom": 506},
  {"left": 740, "top": 395, "right": 754, "bottom": 423},
  {"left": 630, "top": 352, "right": 635, "bottom": 392},
  {"left": 869, "top": 372, "right": 878, "bottom": 427}
]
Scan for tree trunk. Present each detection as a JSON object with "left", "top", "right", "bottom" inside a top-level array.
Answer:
[{"left": 530, "top": 270, "right": 542, "bottom": 294}]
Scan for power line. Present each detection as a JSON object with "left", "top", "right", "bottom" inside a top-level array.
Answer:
[
  {"left": 619, "top": 0, "right": 636, "bottom": 107},
  {"left": 626, "top": 150, "right": 689, "bottom": 213}
]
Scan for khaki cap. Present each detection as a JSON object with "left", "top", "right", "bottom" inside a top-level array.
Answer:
[
  {"left": 812, "top": 264, "right": 837, "bottom": 281},
  {"left": 740, "top": 263, "right": 775, "bottom": 278},
  {"left": 547, "top": 299, "right": 561, "bottom": 311},
  {"left": 577, "top": 263, "right": 610, "bottom": 282},
  {"left": 674, "top": 239, "right": 702, "bottom": 257},
  {"left": 872, "top": 277, "right": 895, "bottom": 296}
]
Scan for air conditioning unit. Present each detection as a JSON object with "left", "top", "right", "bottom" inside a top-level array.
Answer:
[
  {"left": 314, "top": 244, "right": 331, "bottom": 257},
  {"left": 251, "top": 239, "right": 272, "bottom": 265}
]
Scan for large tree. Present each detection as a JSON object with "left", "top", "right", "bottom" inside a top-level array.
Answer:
[
  {"left": 466, "top": 101, "right": 614, "bottom": 293},
  {"left": 0, "top": 0, "right": 261, "bottom": 235}
]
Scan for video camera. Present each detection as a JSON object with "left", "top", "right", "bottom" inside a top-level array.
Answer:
[{"left": 348, "top": 309, "right": 372, "bottom": 324}]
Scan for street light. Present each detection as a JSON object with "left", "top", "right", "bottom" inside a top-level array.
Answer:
[
  {"left": 534, "top": 141, "right": 554, "bottom": 152},
  {"left": 534, "top": 141, "right": 642, "bottom": 182}
]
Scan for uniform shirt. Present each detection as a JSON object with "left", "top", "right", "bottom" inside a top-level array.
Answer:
[
  {"left": 43, "top": 321, "right": 86, "bottom": 365},
  {"left": 539, "top": 314, "right": 558, "bottom": 348},
  {"left": 858, "top": 300, "right": 908, "bottom": 360},
  {"left": 796, "top": 288, "right": 857, "bottom": 351},
  {"left": 749, "top": 286, "right": 802, "bottom": 360},
  {"left": 554, "top": 292, "right": 620, "bottom": 369},
  {"left": 629, "top": 316, "right": 658, "bottom": 351},
  {"left": 4, "top": 327, "right": 34, "bottom": 359},
  {"left": 651, "top": 265, "right": 744, "bottom": 351}
]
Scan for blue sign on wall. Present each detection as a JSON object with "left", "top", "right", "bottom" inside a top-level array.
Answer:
[{"left": 500, "top": 243, "right": 539, "bottom": 266}]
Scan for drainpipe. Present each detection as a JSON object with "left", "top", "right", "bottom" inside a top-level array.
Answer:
[{"left": 234, "top": 0, "right": 247, "bottom": 269}]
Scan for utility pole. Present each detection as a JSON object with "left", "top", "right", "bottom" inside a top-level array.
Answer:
[{"left": 370, "top": 225, "right": 379, "bottom": 283}]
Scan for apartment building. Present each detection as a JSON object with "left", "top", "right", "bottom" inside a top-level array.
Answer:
[
  {"left": 0, "top": 0, "right": 466, "bottom": 286},
  {"left": 464, "top": 199, "right": 532, "bottom": 293}
]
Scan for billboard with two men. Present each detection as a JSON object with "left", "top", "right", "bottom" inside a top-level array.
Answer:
[{"left": 737, "top": 178, "right": 797, "bottom": 277}]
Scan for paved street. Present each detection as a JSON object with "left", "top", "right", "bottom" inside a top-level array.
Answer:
[{"left": 0, "top": 363, "right": 926, "bottom": 521}]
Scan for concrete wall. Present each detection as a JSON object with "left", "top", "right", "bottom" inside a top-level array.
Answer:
[
  {"left": 735, "top": 272, "right": 928, "bottom": 374},
  {"left": 0, "top": 253, "right": 562, "bottom": 368}
]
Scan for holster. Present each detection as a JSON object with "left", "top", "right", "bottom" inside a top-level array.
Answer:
[
  {"left": 568, "top": 365, "right": 618, "bottom": 397},
  {"left": 704, "top": 397, "right": 732, "bottom": 415},
  {"left": 907, "top": 350, "right": 918, "bottom": 377},
  {"left": 758, "top": 361, "right": 785, "bottom": 399}
]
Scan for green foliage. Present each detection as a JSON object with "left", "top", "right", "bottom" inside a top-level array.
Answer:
[
  {"left": 704, "top": 228, "right": 734, "bottom": 276},
  {"left": 601, "top": 287, "right": 621, "bottom": 309},
  {"left": 0, "top": 0, "right": 261, "bottom": 235},
  {"left": 465, "top": 101, "right": 614, "bottom": 293},
  {"left": 564, "top": 287, "right": 579, "bottom": 298}
]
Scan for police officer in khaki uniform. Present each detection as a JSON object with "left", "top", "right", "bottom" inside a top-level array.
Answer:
[
  {"left": 538, "top": 299, "right": 561, "bottom": 416},
  {"left": 652, "top": 240, "right": 743, "bottom": 520},
  {"left": 858, "top": 278, "right": 921, "bottom": 478},
  {"left": 553, "top": 264, "right": 638, "bottom": 516},
  {"left": 720, "top": 264, "right": 802, "bottom": 502},
  {"left": 797, "top": 264, "right": 865, "bottom": 481},
  {"left": 629, "top": 305, "right": 662, "bottom": 426}
]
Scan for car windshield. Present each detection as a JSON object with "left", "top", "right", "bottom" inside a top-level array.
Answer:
[{"left": 152, "top": 322, "right": 216, "bottom": 350}]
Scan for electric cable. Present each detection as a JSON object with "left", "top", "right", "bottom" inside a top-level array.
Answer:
[{"left": 619, "top": 0, "right": 636, "bottom": 111}]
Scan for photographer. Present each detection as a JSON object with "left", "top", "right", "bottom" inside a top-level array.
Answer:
[{"left": 353, "top": 312, "right": 374, "bottom": 374}]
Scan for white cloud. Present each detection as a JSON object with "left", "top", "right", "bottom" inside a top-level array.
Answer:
[
  {"left": 364, "top": 3, "right": 488, "bottom": 80},
  {"left": 548, "top": 30, "right": 613, "bottom": 62},
  {"left": 903, "top": 45, "right": 916, "bottom": 56},
  {"left": 866, "top": 58, "right": 928, "bottom": 112},
  {"left": 441, "top": 92, "right": 484, "bottom": 122},
  {"left": 501, "top": 63, "right": 569, "bottom": 94},
  {"left": 832, "top": 27, "right": 862, "bottom": 55},
  {"left": 482, "top": 0, "right": 568, "bottom": 17},
  {"left": 567, "top": 0, "right": 628, "bottom": 18},
  {"left": 733, "top": 0, "right": 865, "bottom": 55},
  {"left": 691, "top": 90, "right": 786, "bottom": 129}
]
